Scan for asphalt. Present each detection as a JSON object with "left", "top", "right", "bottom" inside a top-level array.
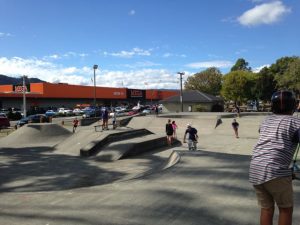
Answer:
[{"left": 0, "top": 112, "right": 300, "bottom": 225}]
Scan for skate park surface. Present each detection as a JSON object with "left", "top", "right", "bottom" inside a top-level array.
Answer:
[{"left": 0, "top": 112, "right": 300, "bottom": 225}]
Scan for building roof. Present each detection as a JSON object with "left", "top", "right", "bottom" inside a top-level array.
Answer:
[{"left": 159, "top": 90, "right": 223, "bottom": 103}]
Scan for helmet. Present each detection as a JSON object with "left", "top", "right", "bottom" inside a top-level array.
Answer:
[
  {"left": 271, "top": 90, "right": 296, "bottom": 114},
  {"left": 187, "top": 124, "right": 191, "bottom": 128}
]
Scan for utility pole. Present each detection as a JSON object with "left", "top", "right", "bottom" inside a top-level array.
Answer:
[
  {"left": 93, "top": 65, "right": 98, "bottom": 107},
  {"left": 177, "top": 72, "right": 185, "bottom": 112},
  {"left": 22, "top": 75, "right": 27, "bottom": 117}
]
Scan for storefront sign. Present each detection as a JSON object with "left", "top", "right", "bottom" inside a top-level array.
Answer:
[
  {"left": 13, "top": 85, "right": 30, "bottom": 93},
  {"left": 113, "top": 91, "right": 125, "bottom": 96},
  {"left": 127, "top": 89, "right": 145, "bottom": 99}
]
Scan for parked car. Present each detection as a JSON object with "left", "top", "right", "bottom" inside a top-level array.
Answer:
[
  {"left": 246, "top": 103, "right": 258, "bottom": 112},
  {"left": 45, "top": 110, "right": 58, "bottom": 117},
  {"left": 16, "top": 114, "right": 49, "bottom": 127},
  {"left": 127, "top": 110, "right": 139, "bottom": 116},
  {"left": 114, "top": 106, "right": 127, "bottom": 112},
  {"left": 109, "top": 111, "right": 127, "bottom": 117},
  {"left": 73, "top": 108, "right": 84, "bottom": 115},
  {"left": 58, "top": 108, "right": 73, "bottom": 115},
  {"left": 142, "top": 109, "right": 152, "bottom": 114},
  {"left": 82, "top": 109, "right": 102, "bottom": 118},
  {"left": 0, "top": 113, "right": 10, "bottom": 128}
]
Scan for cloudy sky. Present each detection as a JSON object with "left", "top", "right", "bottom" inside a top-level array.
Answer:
[{"left": 0, "top": 0, "right": 299, "bottom": 90}]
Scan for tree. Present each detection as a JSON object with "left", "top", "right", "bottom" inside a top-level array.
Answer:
[
  {"left": 269, "top": 56, "right": 298, "bottom": 76},
  {"left": 184, "top": 67, "right": 222, "bottom": 96},
  {"left": 274, "top": 57, "right": 300, "bottom": 95},
  {"left": 221, "top": 70, "right": 255, "bottom": 103},
  {"left": 254, "top": 67, "right": 277, "bottom": 102},
  {"left": 230, "top": 58, "right": 251, "bottom": 72}
]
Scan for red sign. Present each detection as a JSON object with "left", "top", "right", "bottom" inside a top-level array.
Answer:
[
  {"left": 130, "top": 90, "right": 143, "bottom": 97},
  {"left": 14, "top": 85, "right": 29, "bottom": 93}
]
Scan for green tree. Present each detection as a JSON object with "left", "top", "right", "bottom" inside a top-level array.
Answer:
[
  {"left": 274, "top": 57, "right": 300, "bottom": 95},
  {"left": 269, "top": 56, "right": 298, "bottom": 76},
  {"left": 230, "top": 58, "right": 251, "bottom": 72},
  {"left": 221, "top": 70, "right": 255, "bottom": 102},
  {"left": 184, "top": 67, "right": 222, "bottom": 96},
  {"left": 254, "top": 67, "right": 277, "bottom": 102}
]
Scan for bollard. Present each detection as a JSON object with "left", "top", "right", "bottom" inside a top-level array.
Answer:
[{"left": 61, "top": 120, "right": 64, "bottom": 126}]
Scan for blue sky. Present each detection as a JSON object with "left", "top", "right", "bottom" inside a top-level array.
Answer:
[{"left": 0, "top": 0, "right": 299, "bottom": 89}]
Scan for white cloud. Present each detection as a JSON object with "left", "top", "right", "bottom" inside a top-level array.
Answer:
[
  {"left": 122, "top": 61, "right": 161, "bottom": 69},
  {"left": 129, "top": 10, "right": 136, "bottom": 16},
  {"left": 104, "top": 48, "right": 151, "bottom": 58},
  {"left": 235, "top": 49, "right": 248, "bottom": 55},
  {"left": 163, "top": 53, "right": 172, "bottom": 58},
  {"left": 96, "top": 69, "right": 185, "bottom": 89},
  {"left": 0, "top": 57, "right": 91, "bottom": 85},
  {"left": 238, "top": 1, "right": 291, "bottom": 26},
  {"left": 162, "top": 53, "right": 187, "bottom": 58},
  {"left": 0, "top": 32, "right": 12, "bottom": 38},
  {"left": 185, "top": 60, "right": 233, "bottom": 69},
  {"left": 253, "top": 64, "right": 270, "bottom": 73},
  {"left": 0, "top": 56, "right": 181, "bottom": 89},
  {"left": 43, "top": 52, "right": 88, "bottom": 60}
]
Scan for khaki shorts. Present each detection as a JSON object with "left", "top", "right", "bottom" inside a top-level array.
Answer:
[{"left": 254, "top": 176, "right": 293, "bottom": 208}]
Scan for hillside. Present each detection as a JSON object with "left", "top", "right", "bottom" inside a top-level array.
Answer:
[{"left": 0, "top": 74, "right": 45, "bottom": 85}]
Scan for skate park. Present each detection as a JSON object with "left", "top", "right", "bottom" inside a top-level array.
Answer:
[{"left": 0, "top": 112, "right": 300, "bottom": 225}]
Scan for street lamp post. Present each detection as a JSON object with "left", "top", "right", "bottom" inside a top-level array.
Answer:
[
  {"left": 22, "top": 75, "right": 27, "bottom": 118},
  {"left": 93, "top": 65, "right": 98, "bottom": 108},
  {"left": 177, "top": 72, "right": 185, "bottom": 112}
]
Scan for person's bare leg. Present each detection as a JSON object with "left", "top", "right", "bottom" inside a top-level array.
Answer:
[
  {"left": 260, "top": 207, "right": 274, "bottom": 225},
  {"left": 278, "top": 207, "right": 293, "bottom": 225}
]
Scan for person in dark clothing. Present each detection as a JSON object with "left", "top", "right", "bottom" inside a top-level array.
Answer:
[
  {"left": 235, "top": 105, "right": 240, "bottom": 117},
  {"left": 165, "top": 119, "right": 173, "bottom": 146},
  {"left": 102, "top": 108, "right": 109, "bottom": 130},
  {"left": 232, "top": 119, "right": 239, "bottom": 138},
  {"left": 155, "top": 105, "right": 159, "bottom": 116},
  {"left": 183, "top": 124, "right": 198, "bottom": 150}
]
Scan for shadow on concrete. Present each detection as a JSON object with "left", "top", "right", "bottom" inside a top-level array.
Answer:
[
  {"left": 0, "top": 145, "right": 177, "bottom": 193},
  {"left": 0, "top": 146, "right": 126, "bottom": 192},
  {"left": 0, "top": 149, "right": 299, "bottom": 224}
]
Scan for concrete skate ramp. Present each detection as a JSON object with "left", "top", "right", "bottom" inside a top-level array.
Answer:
[
  {"left": 0, "top": 146, "right": 179, "bottom": 192},
  {"left": 54, "top": 129, "right": 104, "bottom": 156},
  {"left": 128, "top": 114, "right": 266, "bottom": 155},
  {"left": 0, "top": 123, "right": 72, "bottom": 148},
  {"left": 95, "top": 134, "right": 181, "bottom": 161}
]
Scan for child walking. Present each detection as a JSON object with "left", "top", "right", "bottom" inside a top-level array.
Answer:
[
  {"left": 172, "top": 121, "right": 178, "bottom": 139},
  {"left": 72, "top": 117, "right": 79, "bottom": 133},
  {"left": 231, "top": 119, "right": 239, "bottom": 138}
]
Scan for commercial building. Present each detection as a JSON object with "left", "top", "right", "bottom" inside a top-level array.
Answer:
[
  {"left": 160, "top": 90, "right": 224, "bottom": 112},
  {"left": 0, "top": 82, "right": 179, "bottom": 110}
]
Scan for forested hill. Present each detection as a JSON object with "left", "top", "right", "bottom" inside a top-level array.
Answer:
[{"left": 0, "top": 74, "right": 45, "bottom": 85}]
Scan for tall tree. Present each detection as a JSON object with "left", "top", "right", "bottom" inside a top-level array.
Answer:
[
  {"left": 221, "top": 70, "right": 255, "bottom": 103},
  {"left": 230, "top": 58, "right": 251, "bottom": 72},
  {"left": 184, "top": 67, "right": 222, "bottom": 96},
  {"left": 269, "top": 56, "right": 298, "bottom": 76},
  {"left": 254, "top": 67, "right": 277, "bottom": 102},
  {"left": 273, "top": 57, "right": 300, "bottom": 95}
]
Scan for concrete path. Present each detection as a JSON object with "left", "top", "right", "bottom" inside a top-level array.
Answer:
[{"left": 1, "top": 113, "right": 300, "bottom": 225}]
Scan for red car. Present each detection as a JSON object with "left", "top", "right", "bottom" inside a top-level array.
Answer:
[
  {"left": 127, "top": 110, "right": 139, "bottom": 116},
  {"left": 0, "top": 113, "right": 10, "bottom": 128}
]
